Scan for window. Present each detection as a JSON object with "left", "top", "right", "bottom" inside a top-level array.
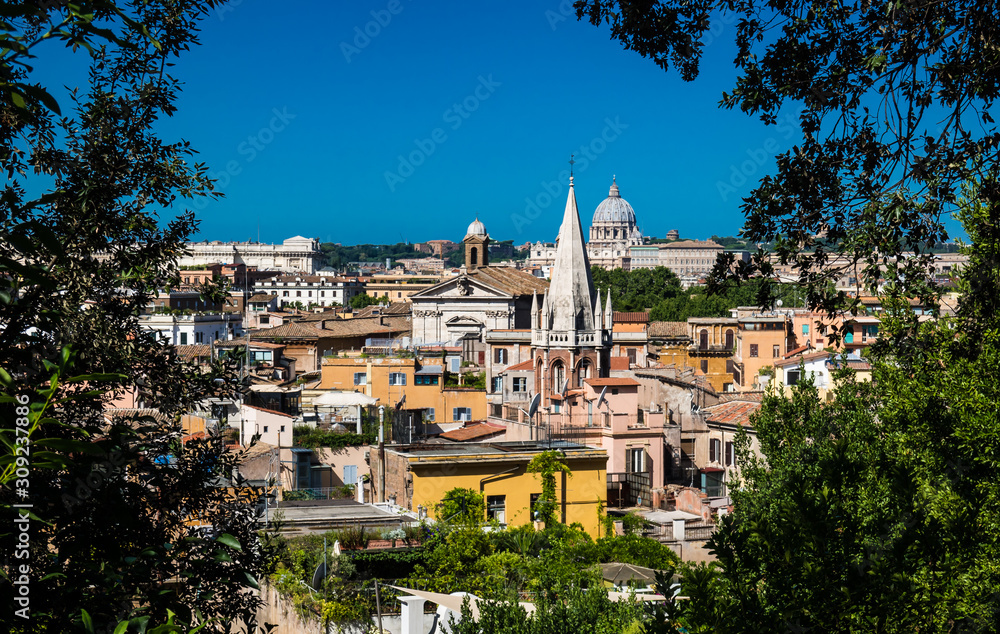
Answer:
[
  {"left": 627, "top": 348, "right": 637, "bottom": 365},
  {"left": 551, "top": 362, "right": 565, "bottom": 394},
  {"left": 262, "top": 426, "right": 268, "bottom": 433},
  {"left": 726, "top": 359, "right": 735, "bottom": 373},
  {"left": 787, "top": 369, "right": 801, "bottom": 386},
  {"left": 280, "top": 425, "right": 285, "bottom": 433},
  {"left": 845, "top": 328, "right": 854, "bottom": 344},
  {"left": 725, "top": 442, "right": 736, "bottom": 466},
  {"left": 453, "top": 407, "right": 472, "bottom": 422},
  {"left": 627, "top": 448, "right": 646, "bottom": 473},
  {"left": 578, "top": 361, "right": 591, "bottom": 386},
  {"left": 492, "top": 376, "right": 503, "bottom": 393},
  {"left": 700, "top": 329, "right": 709, "bottom": 350},
  {"left": 700, "top": 360, "right": 709, "bottom": 374},
  {"left": 749, "top": 344, "right": 759, "bottom": 357},
  {"left": 415, "top": 375, "right": 439, "bottom": 386},
  {"left": 486, "top": 495, "right": 506, "bottom": 523},
  {"left": 353, "top": 372, "right": 366, "bottom": 386},
  {"left": 260, "top": 316, "right": 269, "bottom": 325},
  {"left": 725, "top": 329, "right": 734, "bottom": 349},
  {"left": 343, "top": 465, "right": 357, "bottom": 486},
  {"left": 709, "top": 438, "right": 721, "bottom": 462},
  {"left": 195, "top": 332, "right": 203, "bottom": 343},
  {"left": 296, "top": 291, "right": 301, "bottom": 297},
  {"left": 773, "top": 344, "right": 780, "bottom": 358},
  {"left": 424, "top": 408, "right": 435, "bottom": 421},
  {"left": 179, "top": 332, "right": 187, "bottom": 345},
  {"left": 513, "top": 377, "right": 527, "bottom": 392},
  {"left": 530, "top": 493, "right": 542, "bottom": 519},
  {"left": 802, "top": 323, "right": 810, "bottom": 334},
  {"left": 282, "top": 291, "right": 289, "bottom": 297},
  {"left": 388, "top": 372, "right": 406, "bottom": 386},
  {"left": 494, "top": 348, "right": 508, "bottom": 364},
  {"left": 723, "top": 382, "right": 734, "bottom": 392}
]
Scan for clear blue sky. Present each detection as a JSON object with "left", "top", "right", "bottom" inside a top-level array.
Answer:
[{"left": 39, "top": 1, "right": 816, "bottom": 245}]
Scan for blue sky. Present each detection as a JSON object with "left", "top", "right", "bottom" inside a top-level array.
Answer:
[{"left": 38, "top": 1, "right": 814, "bottom": 245}]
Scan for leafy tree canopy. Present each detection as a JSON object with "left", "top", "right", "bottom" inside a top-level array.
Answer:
[
  {"left": 0, "top": 2, "right": 268, "bottom": 632},
  {"left": 577, "top": 0, "right": 1000, "bottom": 320}
]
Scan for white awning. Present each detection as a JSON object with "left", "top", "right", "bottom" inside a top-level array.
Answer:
[{"left": 312, "top": 391, "right": 378, "bottom": 407}]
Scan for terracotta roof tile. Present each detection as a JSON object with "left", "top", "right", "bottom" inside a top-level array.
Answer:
[
  {"left": 467, "top": 266, "right": 549, "bottom": 296},
  {"left": 612, "top": 311, "right": 649, "bottom": 323},
  {"left": 503, "top": 359, "right": 535, "bottom": 373},
  {"left": 648, "top": 321, "right": 689, "bottom": 338},
  {"left": 701, "top": 400, "right": 760, "bottom": 427},
  {"left": 439, "top": 422, "right": 505, "bottom": 442},
  {"left": 585, "top": 377, "right": 640, "bottom": 387}
]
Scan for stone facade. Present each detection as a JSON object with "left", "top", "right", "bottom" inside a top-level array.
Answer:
[{"left": 179, "top": 235, "right": 320, "bottom": 273}]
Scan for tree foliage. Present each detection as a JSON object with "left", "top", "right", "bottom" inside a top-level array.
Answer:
[
  {"left": 577, "top": 0, "right": 1000, "bottom": 319},
  {"left": 0, "top": 2, "right": 268, "bottom": 632},
  {"left": 436, "top": 487, "right": 486, "bottom": 527},
  {"left": 526, "top": 450, "right": 571, "bottom": 526}
]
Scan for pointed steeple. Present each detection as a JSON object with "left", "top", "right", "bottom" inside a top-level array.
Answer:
[
  {"left": 594, "top": 292, "right": 603, "bottom": 331},
  {"left": 546, "top": 175, "right": 597, "bottom": 332},
  {"left": 604, "top": 287, "right": 613, "bottom": 328},
  {"left": 540, "top": 290, "right": 551, "bottom": 330},
  {"left": 530, "top": 290, "right": 539, "bottom": 329}
]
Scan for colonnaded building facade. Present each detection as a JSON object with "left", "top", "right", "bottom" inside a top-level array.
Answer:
[{"left": 178, "top": 236, "right": 321, "bottom": 273}]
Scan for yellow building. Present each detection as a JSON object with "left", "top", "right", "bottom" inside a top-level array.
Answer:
[
  {"left": 319, "top": 356, "right": 487, "bottom": 424},
  {"left": 649, "top": 319, "right": 737, "bottom": 392},
  {"left": 370, "top": 441, "right": 609, "bottom": 537}
]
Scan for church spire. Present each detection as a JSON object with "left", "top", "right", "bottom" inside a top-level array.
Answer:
[{"left": 546, "top": 174, "right": 597, "bottom": 332}]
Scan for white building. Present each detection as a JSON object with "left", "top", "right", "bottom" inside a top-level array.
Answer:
[
  {"left": 410, "top": 219, "right": 549, "bottom": 362},
  {"left": 139, "top": 312, "right": 244, "bottom": 346},
  {"left": 254, "top": 275, "right": 364, "bottom": 309},
  {"left": 179, "top": 236, "right": 321, "bottom": 273}
]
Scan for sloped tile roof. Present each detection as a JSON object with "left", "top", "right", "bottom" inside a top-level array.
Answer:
[
  {"left": 613, "top": 311, "right": 649, "bottom": 323},
  {"left": 502, "top": 359, "right": 535, "bottom": 373},
  {"left": 585, "top": 377, "right": 641, "bottom": 387},
  {"left": 468, "top": 266, "right": 549, "bottom": 296},
  {"left": 439, "top": 422, "right": 505, "bottom": 442},
  {"left": 648, "top": 321, "right": 689, "bottom": 338},
  {"left": 701, "top": 400, "right": 760, "bottom": 427}
]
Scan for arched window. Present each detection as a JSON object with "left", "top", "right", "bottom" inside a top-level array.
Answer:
[
  {"left": 551, "top": 362, "right": 566, "bottom": 394},
  {"left": 700, "top": 329, "right": 709, "bottom": 350},
  {"left": 469, "top": 247, "right": 478, "bottom": 266},
  {"left": 725, "top": 329, "right": 734, "bottom": 349},
  {"left": 577, "top": 360, "right": 591, "bottom": 387}
]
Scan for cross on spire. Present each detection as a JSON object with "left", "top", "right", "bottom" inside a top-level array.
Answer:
[{"left": 569, "top": 154, "right": 575, "bottom": 178}]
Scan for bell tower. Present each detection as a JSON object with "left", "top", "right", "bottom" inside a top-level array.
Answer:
[{"left": 463, "top": 217, "right": 490, "bottom": 270}]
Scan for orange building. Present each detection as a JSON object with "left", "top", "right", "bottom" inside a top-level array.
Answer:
[
  {"left": 733, "top": 314, "right": 792, "bottom": 390},
  {"left": 319, "top": 356, "right": 487, "bottom": 425}
]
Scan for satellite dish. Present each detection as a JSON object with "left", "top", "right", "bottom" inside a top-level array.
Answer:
[
  {"left": 311, "top": 561, "right": 329, "bottom": 590},
  {"left": 597, "top": 386, "right": 608, "bottom": 410},
  {"left": 776, "top": 299, "right": 783, "bottom": 307},
  {"left": 528, "top": 393, "right": 541, "bottom": 418}
]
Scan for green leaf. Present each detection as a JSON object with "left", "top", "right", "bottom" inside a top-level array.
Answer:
[
  {"left": 80, "top": 609, "right": 95, "bottom": 633},
  {"left": 215, "top": 533, "right": 242, "bottom": 551},
  {"left": 113, "top": 621, "right": 129, "bottom": 634},
  {"left": 10, "top": 91, "right": 25, "bottom": 109}
]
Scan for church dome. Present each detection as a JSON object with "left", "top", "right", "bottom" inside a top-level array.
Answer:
[
  {"left": 592, "top": 178, "right": 636, "bottom": 226},
  {"left": 466, "top": 217, "right": 487, "bottom": 238}
]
